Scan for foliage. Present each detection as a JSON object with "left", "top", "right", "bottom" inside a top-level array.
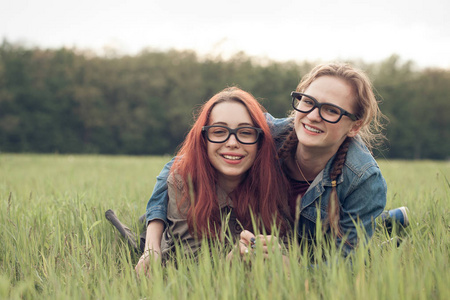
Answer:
[
  {"left": 1, "top": 41, "right": 449, "bottom": 158},
  {"left": 0, "top": 154, "right": 449, "bottom": 299}
]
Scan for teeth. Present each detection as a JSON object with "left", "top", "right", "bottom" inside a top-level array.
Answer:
[
  {"left": 305, "top": 124, "right": 322, "bottom": 133},
  {"left": 223, "top": 155, "right": 242, "bottom": 160}
]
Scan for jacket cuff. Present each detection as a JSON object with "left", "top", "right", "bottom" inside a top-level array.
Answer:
[{"left": 146, "top": 206, "right": 168, "bottom": 228}]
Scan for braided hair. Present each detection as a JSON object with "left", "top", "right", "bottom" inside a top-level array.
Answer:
[
  {"left": 277, "top": 128, "right": 298, "bottom": 162},
  {"left": 324, "top": 137, "right": 351, "bottom": 237}
]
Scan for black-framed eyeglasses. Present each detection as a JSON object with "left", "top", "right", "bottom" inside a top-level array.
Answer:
[
  {"left": 202, "top": 125, "right": 263, "bottom": 145},
  {"left": 291, "top": 91, "right": 359, "bottom": 123}
]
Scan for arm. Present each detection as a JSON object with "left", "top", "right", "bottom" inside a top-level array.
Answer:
[
  {"left": 135, "top": 220, "right": 164, "bottom": 277},
  {"left": 145, "top": 157, "right": 175, "bottom": 226},
  {"left": 136, "top": 171, "right": 184, "bottom": 276},
  {"left": 135, "top": 158, "right": 173, "bottom": 277},
  {"left": 338, "top": 167, "right": 387, "bottom": 256}
]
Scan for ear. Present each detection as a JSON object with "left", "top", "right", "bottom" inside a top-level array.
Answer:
[{"left": 347, "top": 120, "right": 363, "bottom": 138}]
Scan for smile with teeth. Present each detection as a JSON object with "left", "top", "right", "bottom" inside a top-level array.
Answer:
[
  {"left": 222, "top": 154, "right": 244, "bottom": 160},
  {"left": 304, "top": 124, "right": 323, "bottom": 133}
]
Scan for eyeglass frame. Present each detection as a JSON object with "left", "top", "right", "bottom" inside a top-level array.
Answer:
[
  {"left": 291, "top": 91, "right": 359, "bottom": 123},
  {"left": 202, "top": 125, "right": 263, "bottom": 145}
]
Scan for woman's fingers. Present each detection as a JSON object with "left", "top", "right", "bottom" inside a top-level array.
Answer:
[
  {"left": 239, "top": 239, "right": 250, "bottom": 255},
  {"left": 253, "top": 235, "right": 282, "bottom": 254},
  {"left": 239, "top": 230, "right": 256, "bottom": 245},
  {"left": 135, "top": 254, "right": 148, "bottom": 277},
  {"left": 237, "top": 231, "right": 283, "bottom": 258},
  {"left": 238, "top": 230, "right": 255, "bottom": 255},
  {"left": 135, "top": 251, "right": 160, "bottom": 278},
  {"left": 256, "top": 234, "right": 278, "bottom": 244}
]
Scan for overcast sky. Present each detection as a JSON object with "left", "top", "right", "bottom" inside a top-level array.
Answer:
[{"left": 1, "top": 0, "right": 449, "bottom": 68}]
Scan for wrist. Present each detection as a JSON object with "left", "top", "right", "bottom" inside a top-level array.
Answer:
[{"left": 144, "top": 248, "right": 160, "bottom": 256}]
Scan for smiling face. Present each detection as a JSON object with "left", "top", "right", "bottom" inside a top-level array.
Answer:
[
  {"left": 206, "top": 101, "right": 258, "bottom": 191},
  {"left": 294, "top": 76, "right": 362, "bottom": 157}
]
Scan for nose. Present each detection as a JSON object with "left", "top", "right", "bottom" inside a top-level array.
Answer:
[
  {"left": 306, "top": 107, "right": 322, "bottom": 122},
  {"left": 225, "top": 133, "right": 240, "bottom": 148}
]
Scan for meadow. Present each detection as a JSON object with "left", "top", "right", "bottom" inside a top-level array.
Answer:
[{"left": 1, "top": 154, "right": 449, "bottom": 299}]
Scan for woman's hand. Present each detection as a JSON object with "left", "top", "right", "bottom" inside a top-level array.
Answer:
[
  {"left": 226, "top": 230, "right": 290, "bottom": 275},
  {"left": 226, "top": 230, "right": 254, "bottom": 261},
  {"left": 135, "top": 249, "right": 160, "bottom": 278},
  {"left": 227, "top": 230, "right": 283, "bottom": 260}
]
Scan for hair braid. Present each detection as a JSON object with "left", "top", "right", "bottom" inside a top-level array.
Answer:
[
  {"left": 277, "top": 129, "right": 298, "bottom": 161},
  {"left": 325, "top": 137, "right": 351, "bottom": 237}
]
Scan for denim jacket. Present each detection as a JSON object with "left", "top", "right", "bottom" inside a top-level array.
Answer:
[
  {"left": 145, "top": 114, "right": 386, "bottom": 255},
  {"left": 296, "top": 135, "right": 386, "bottom": 255}
]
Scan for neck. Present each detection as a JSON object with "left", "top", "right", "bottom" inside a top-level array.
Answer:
[
  {"left": 217, "top": 175, "right": 242, "bottom": 194},
  {"left": 286, "top": 155, "right": 318, "bottom": 182},
  {"left": 291, "top": 144, "right": 338, "bottom": 181}
]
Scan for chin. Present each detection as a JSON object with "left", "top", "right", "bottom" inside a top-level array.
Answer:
[{"left": 223, "top": 170, "right": 244, "bottom": 178}]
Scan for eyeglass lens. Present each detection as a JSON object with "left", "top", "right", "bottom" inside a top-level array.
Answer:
[{"left": 293, "top": 95, "right": 343, "bottom": 123}]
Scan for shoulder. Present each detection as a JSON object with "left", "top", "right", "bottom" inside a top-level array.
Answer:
[
  {"left": 264, "top": 113, "right": 294, "bottom": 149},
  {"left": 168, "top": 171, "right": 184, "bottom": 187},
  {"left": 338, "top": 137, "right": 387, "bottom": 201},
  {"left": 336, "top": 136, "right": 387, "bottom": 195},
  {"left": 167, "top": 171, "right": 186, "bottom": 199},
  {"left": 344, "top": 136, "right": 381, "bottom": 177},
  {"left": 264, "top": 113, "right": 293, "bottom": 135},
  {"left": 167, "top": 171, "right": 189, "bottom": 214}
]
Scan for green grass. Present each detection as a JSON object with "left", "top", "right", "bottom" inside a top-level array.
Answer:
[{"left": 1, "top": 154, "right": 449, "bottom": 299}]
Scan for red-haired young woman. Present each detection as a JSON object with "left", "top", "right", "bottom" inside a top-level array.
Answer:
[{"left": 135, "top": 87, "right": 290, "bottom": 273}]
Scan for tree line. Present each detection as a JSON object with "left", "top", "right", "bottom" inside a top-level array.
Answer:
[{"left": 0, "top": 40, "right": 449, "bottom": 159}]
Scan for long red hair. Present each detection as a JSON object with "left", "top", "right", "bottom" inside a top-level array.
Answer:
[{"left": 171, "top": 87, "right": 290, "bottom": 238}]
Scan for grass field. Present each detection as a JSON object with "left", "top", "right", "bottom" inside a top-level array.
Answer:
[{"left": 1, "top": 154, "right": 449, "bottom": 299}]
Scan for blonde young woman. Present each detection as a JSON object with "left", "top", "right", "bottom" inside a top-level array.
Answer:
[{"left": 238, "top": 63, "right": 387, "bottom": 257}]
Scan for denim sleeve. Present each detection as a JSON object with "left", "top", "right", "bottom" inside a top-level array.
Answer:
[
  {"left": 338, "top": 167, "right": 387, "bottom": 256},
  {"left": 145, "top": 157, "right": 175, "bottom": 227},
  {"left": 264, "top": 113, "right": 293, "bottom": 150},
  {"left": 264, "top": 113, "right": 292, "bottom": 136}
]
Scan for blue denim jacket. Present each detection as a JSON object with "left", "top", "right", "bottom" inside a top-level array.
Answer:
[
  {"left": 296, "top": 135, "right": 386, "bottom": 255},
  {"left": 145, "top": 114, "right": 386, "bottom": 254}
]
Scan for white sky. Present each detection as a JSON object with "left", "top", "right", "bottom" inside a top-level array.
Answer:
[{"left": 1, "top": 0, "right": 449, "bottom": 69}]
